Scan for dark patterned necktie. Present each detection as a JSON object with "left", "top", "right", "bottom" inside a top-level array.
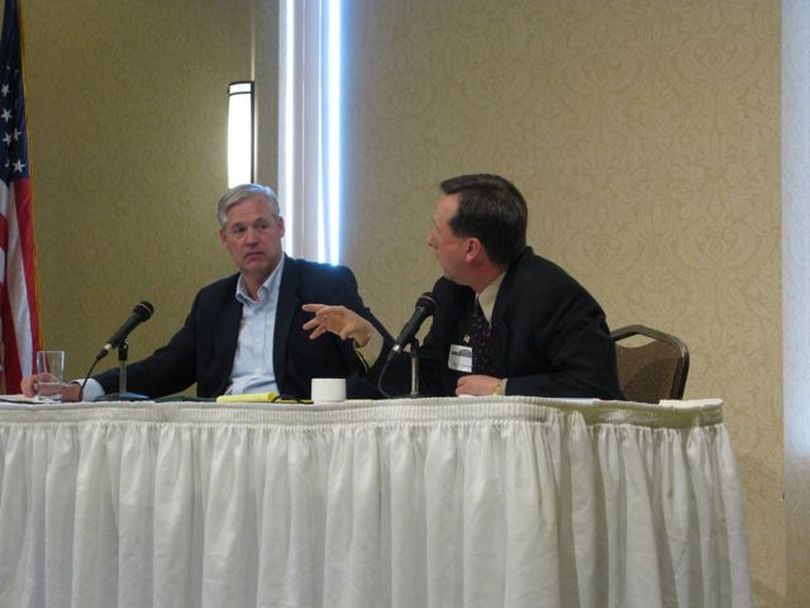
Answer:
[{"left": 470, "top": 300, "right": 494, "bottom": 375}]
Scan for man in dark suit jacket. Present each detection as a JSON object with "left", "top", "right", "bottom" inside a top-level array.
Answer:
[
  {"left": 413, "top": 246, "right": 620, "bottom": 399},
  {"left": 305, "top": 173, "right": 621, "bottom": 400},
  {"left": 91, "top": 256, "right": 388, "bottom": 399},
  {"left": 22, "top": 183, "right": 390, "bottom": 400}
]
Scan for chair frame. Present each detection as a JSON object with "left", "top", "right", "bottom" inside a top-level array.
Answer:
[{"left": 611, "top": 324, "right": 690, "bottom": 400}]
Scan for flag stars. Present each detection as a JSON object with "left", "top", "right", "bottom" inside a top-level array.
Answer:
[{"left": 1, "top": 16, "right": 31, "bottom": 187}]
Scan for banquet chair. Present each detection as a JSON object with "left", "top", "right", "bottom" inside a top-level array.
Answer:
[{"left": 611, "top": 324, "right": 689, "bottom": 403}]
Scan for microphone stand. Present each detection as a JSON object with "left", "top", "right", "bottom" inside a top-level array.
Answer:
[
  {"left": 377, "top": 337, "right": 426, "bottom": 399},
  {"left": 118, "top": 341, "right": 128, "bottom": 394},
  {"left": 94, "top": 340, "right": 150, "bottom": 402},
  {"left": 409, "top": 337, "right": 421, "bottom": 398}
]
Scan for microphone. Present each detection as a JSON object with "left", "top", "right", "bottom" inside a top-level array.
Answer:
[
  {"left": 387, "top": 292, "right": 437, "bottom": 361},
  {"left": 95, "top": 300, "right": 155, "bottom": 360}
]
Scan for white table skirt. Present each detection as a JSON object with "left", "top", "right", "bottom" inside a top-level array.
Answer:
[{"left": 0, "top": 396, "right": 752, "bottom": 608}]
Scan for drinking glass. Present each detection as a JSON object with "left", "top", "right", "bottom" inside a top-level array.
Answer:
[{"left": 36, "top": 350, "right": 65, "bottom": 401}]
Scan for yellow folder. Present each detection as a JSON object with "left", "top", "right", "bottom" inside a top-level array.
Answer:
[{"left": 215, "top": 392, "right": 279, "bottom": 403}]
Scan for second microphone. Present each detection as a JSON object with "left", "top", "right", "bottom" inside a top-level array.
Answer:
[{"left": 95, "top": 300, "right": 155, "bottom": 361}]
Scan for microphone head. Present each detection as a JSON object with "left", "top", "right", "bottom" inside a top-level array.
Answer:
[
  {"left": 133, "top": 300, "right": 155, "bottom": 320},
  {"left": 415, "top": 292, "right": 437, "bottom": 315}
]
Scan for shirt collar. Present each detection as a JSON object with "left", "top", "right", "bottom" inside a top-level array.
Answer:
[
  {"left": 235, "top": 255, "right": 285, "bottom": 305},
  {"left": 476, "top": 271, "right": 505, "bottom": 324}
]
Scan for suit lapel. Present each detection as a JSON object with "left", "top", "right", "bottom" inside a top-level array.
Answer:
[
  {"left": 215, "top": 275, "right": 243, "bottom": 395},
  {"left": 490, "top": 260, "right": 522, "bottom": 378},
  {"left": 273, "top": 255, "right": 300, "bottom": 389}
]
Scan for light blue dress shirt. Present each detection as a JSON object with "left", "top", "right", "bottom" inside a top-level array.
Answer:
[{"left": 226, "top": 256, "right": 285, "bottom": 395}]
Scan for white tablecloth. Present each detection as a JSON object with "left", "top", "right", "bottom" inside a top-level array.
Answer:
[{"left": 0, "top": 396, "right": 752, "bottom": 608}]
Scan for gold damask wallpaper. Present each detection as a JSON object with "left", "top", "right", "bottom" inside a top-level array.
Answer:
[
  {"left": 342, "top": 1, "right": 783, "bottom": 605},
  {"left": 22, "top": 0, "right": 257, "bottom": 369},
  {"left": 19, "top": 0, "right": 790, "bottom": 605}
]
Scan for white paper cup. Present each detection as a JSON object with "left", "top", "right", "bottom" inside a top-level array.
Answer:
[{"left": 311, "top": 378, "right": 346, "bottom": 403}]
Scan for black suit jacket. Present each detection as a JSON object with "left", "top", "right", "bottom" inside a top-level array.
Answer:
[
  {"left": 383, "top": 247, "right": 621, "bottom": 399},
  {"left": 94, "top": 256, "right": 391, "bottom": 399}
]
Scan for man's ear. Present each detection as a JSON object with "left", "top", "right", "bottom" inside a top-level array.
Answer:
[
  {"left": 465, "top": 237, "right": 483, "bottom": 263},
  {"left": 218, "top": 227, "right": 228, "bottom": 246}
]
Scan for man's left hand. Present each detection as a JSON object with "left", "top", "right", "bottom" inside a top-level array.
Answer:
[
  {"left": 302, "top": 303, "right": 376, "bottom": 347},
  {"left": 456, "top": 374, "right": 502, "bottom": 396}
]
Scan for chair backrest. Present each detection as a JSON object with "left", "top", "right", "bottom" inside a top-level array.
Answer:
[{"left": 611, "top": 324, "right": 689, "bottom": 403}]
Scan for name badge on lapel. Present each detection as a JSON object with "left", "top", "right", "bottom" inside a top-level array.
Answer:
[{"left": 448, "top": 344, "right": 473, "bottom": 373}]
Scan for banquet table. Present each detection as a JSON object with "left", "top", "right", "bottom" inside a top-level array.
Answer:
[{"left": 0, "top": 396, "right": 752, "bottom": 608}]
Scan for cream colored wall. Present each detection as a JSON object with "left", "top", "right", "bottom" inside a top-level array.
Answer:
[
  {"left": 18, "top": 0, "right": 787, "bottom": 605},
  {"left": 344, "top": 1, "right": 783, "bottom": 606},
  {"left": 22, "top": 0, "right": 271, "bottom": 379}
]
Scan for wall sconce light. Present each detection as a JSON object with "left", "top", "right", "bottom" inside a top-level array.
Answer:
[{"left": 227, "top": 80, "right": 255, "bottom": 187}]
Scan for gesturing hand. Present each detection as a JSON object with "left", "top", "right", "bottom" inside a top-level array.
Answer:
[{"left": 302, "top": 304, "right": 375, "bottom": 347}]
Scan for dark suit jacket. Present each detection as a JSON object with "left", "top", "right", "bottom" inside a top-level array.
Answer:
[
  {"left": 383, "top": 247, "right": 621, "bottom": 399},
  {"left": 94, "top": 256, "right": 391, "bottom": 399}
]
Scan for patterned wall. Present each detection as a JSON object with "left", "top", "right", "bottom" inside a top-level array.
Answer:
[
  {"left": 22, "top": 0, "right": 256, "bottom": 376},
  {"left": 343, "top": 1, "right": 783, "bottom": 605}
]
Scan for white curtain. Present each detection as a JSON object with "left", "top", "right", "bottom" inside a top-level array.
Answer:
[
  {"left": 0, "top": 397, "right": 752, "bottom": 608},
  {"left": 278, "top": 0, "right": 340, "bottom": 263}
]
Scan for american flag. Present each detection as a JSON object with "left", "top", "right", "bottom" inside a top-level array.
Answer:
[{"left": 0, "top": 0, "right": 40, "bottom": 393}]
